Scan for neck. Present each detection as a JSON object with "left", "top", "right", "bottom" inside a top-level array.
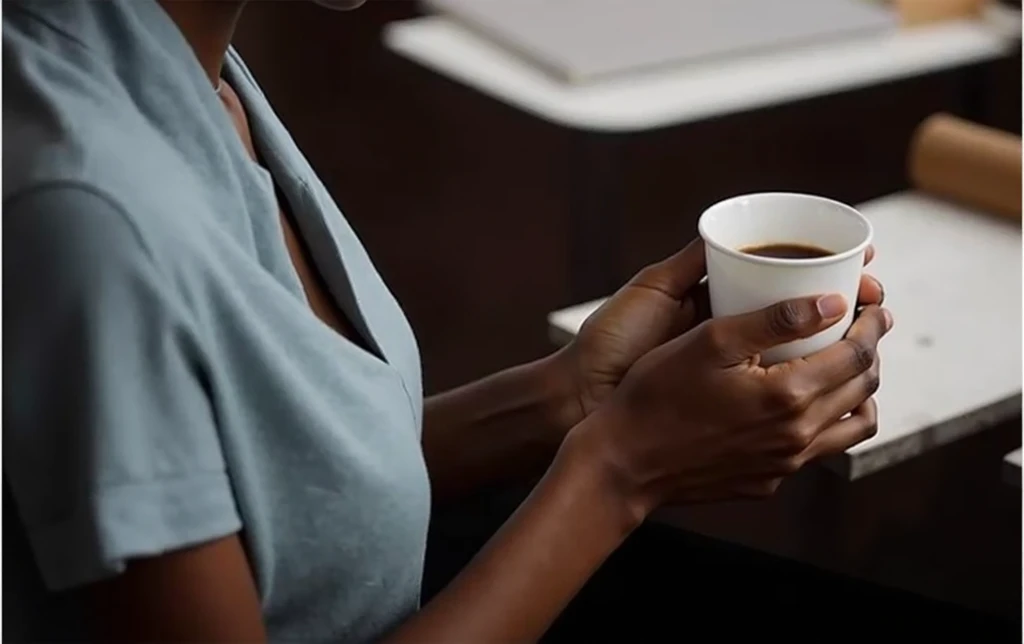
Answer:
[{"left": 158, "top": 1, "right": 247, "bottom": 87}]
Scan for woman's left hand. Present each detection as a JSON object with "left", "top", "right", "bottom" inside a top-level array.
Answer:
[{"left": 555, "top": 239, "right": 884, "bottom": 425}]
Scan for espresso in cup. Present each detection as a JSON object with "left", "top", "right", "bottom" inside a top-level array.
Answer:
[{"left": 740, "top": 243, "right": 834, "bottom": 260}]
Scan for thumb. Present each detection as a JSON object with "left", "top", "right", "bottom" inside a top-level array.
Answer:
[
  {"left": 629, "top": 238, "right": 706, "bottom": 300},
  {"left": 708, "top": 294, "right": 848, "bottom": 363}
]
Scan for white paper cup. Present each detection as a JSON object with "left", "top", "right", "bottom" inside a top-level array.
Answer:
[{"left": 698, "top": 193, "right": 873, "bottom": 365}]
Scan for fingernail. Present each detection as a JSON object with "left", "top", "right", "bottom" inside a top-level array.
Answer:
[
  {"left": 816, "top": 294, "right": 847, "bottom": 318},
  {"left": 873, "top": 277, "right": 885, "bottom": 305},
  {"left": 883, "top": 309, "right": 894, "bottom": 331}
]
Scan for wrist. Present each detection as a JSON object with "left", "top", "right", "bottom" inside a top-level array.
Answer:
[
  {"left": 536, "top": 347, "right": 587, "bottom": 434},
  {"left": 527, "top": 349, "right": 586, "bottom": 440},
  {"left": 555, "top": 407, "right": 655, "bottom": 532}
]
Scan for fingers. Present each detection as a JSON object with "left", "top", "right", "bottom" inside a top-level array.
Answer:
[
  {"left": 802, "top": 398, "right": 879, "bottom": 461},
  {"left": 690, "top": 279, "right": 712, "bottom": 324},
  {"left": 630, "top": 238, "right": 706, "bottom": 300},
  {"left": 790, "top": 306, "right": 890, "bottom": 396},
  {"left": 669, "top": 279, "right": 711, "bottom": 336},
  {"left": 860, "top": 245, "right": 883, "bottom": 305},
  {"left": 717, "top": 399, "right": 877, "bottom": 500},
  {"left": 857, "top": 274, "right": 884, "bottom": 306},
  {"left": 732, "top": 477, "right": 785, "bottom": 500},
  {"left": 704, "top": 294, "right": 848, "bottom": 363},
  {"left": 805, "top": 352, "right": 880, "bottom": 432}
]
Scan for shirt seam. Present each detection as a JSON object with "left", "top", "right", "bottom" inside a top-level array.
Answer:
[
  {"left": 4, "top": 181, "right": 189, "bottom": 310},
  {"left": 92, "top": 468, "right": 233, "bottom": 493},
  {"left": 22, "top": 470, "right": 237, "bottom": 539}
]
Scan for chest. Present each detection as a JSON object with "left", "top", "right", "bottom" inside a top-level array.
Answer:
[
  {"left": 277, "top": 191, "right": 376, "bottom": 354},
  {"left": 219, "top": 84, "right": 372, "bottom": 354},
  {"left": 178, "top": 83, "right": 431, "bottom": 640}
]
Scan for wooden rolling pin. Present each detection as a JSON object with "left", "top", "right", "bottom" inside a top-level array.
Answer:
[
  {"left": 895, "top": 0, "right": 987, "bottom": 26},
  {"left": 908, "top": 113, "right": 1021, "bottom": 220}
]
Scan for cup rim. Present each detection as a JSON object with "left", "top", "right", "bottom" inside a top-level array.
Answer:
[{"left": 697, "top": 192, "right": 874, "bottom": 267}]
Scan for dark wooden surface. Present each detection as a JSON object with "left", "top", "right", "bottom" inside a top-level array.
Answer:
[
  {"left": 656, "top": 417, "right": 1023, "bottom": 619},
  {"left": 425, "top": 419, "right": 1022, "bottom": 623},
  {"left": 544, "top": 521, "right": 1019, "bottom": 642}
]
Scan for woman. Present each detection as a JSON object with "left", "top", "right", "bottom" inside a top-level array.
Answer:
[{"left": 3, "top": 1, "right": 889, "bottom": 641}]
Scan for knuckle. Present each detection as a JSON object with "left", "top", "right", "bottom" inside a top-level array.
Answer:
[
  {"left": 843, "top": 338, "right": 875, "bottom": 373},
  {"left": 863, "top": 367, "right": 881, "bottom": 397},
  {"left": 760, "top": 479, "right": 784, "bottom": 497},
  {"left": 631, "top": 265, "right": 660, "bottom": 286},
  {"left": 870, "top": 305, "right": 889, "bottom": 327},
  {"left": 865, "top": 397, "right": 879, "bottom": 418},
  {"left": 769, "top": 301, "right": 810, "bottom": 336},
  {"left": 701, "top": 321, "right": 731, "bottom": 353},
  {"left": 765, "top": 380, "right": 813, "bottom": 414},
  {"left": 783, "top": 421, "right": 816, "bottom": 452},
  {"left": 860, "top": 419, "right": 880, "bottom": 441},
  {"left": 741, "top": 480, "right": 781, "bottom": 499},
  {"left": 777, "top": 455, "right": 803, "bottom": 476},
  {"left": 858, "top": 306, "right": 889, "bottom": 338}
]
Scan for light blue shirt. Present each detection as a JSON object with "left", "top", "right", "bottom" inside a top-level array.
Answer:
[{"left": 3, "top": 2, "right": 431, "bottom": 641}]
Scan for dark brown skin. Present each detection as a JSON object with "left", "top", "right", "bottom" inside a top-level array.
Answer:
[{"left": 90, "top": 2, "right": 891, "bottom": 642}]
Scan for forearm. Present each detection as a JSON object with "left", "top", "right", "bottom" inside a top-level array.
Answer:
[
  {"left": 389, "top": 425, "right": 644, "bottom": 643},
  {"left": 423, "top": 350, "right": 581, "bottom": 502}
]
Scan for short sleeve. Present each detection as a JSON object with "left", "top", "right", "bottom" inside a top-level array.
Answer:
[{"left": 3, "top": 185, "right": 242, "bottom": 591}]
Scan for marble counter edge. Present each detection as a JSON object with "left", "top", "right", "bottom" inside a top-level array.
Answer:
[{"left": 839, "top": 393, "right": 1021, "bottom": 480}]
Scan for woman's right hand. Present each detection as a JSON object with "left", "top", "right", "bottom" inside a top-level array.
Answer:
[{"left": 569, "top": 294, "right": 892, "bottom": 518}]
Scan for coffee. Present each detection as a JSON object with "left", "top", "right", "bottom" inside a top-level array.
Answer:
[{"left": 740, "top": 243, "right": 833, "bottom": 259}]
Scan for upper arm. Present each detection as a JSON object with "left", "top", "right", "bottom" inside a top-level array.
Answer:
[
  {"left": 4, "top": 185, "right": 265, "bottom": 640},
  {"left": 88, "top": 534, "right": 266, "bottom": 643}
]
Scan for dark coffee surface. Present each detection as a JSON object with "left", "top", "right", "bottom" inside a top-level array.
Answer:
[{"left": 741, "top": 243, "right": 833, "bottom": 259}]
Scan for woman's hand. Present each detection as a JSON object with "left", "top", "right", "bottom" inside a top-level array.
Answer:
[
  {"left": 558, "top": 239, "right": 884, "bottom": 425},
  {"left": 565, "top": 294, "right": 892, "bottom": 515}
]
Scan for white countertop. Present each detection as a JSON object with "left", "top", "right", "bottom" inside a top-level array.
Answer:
[
  {"left": 384, "top": 6, "right": 1020, "bottom": 132},
  {"left": 548, "top": 192, "right": 1022, "bottom": 479},
  {"left": 1004, "top": 448, "right": 1021, "bottom": 487}
]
